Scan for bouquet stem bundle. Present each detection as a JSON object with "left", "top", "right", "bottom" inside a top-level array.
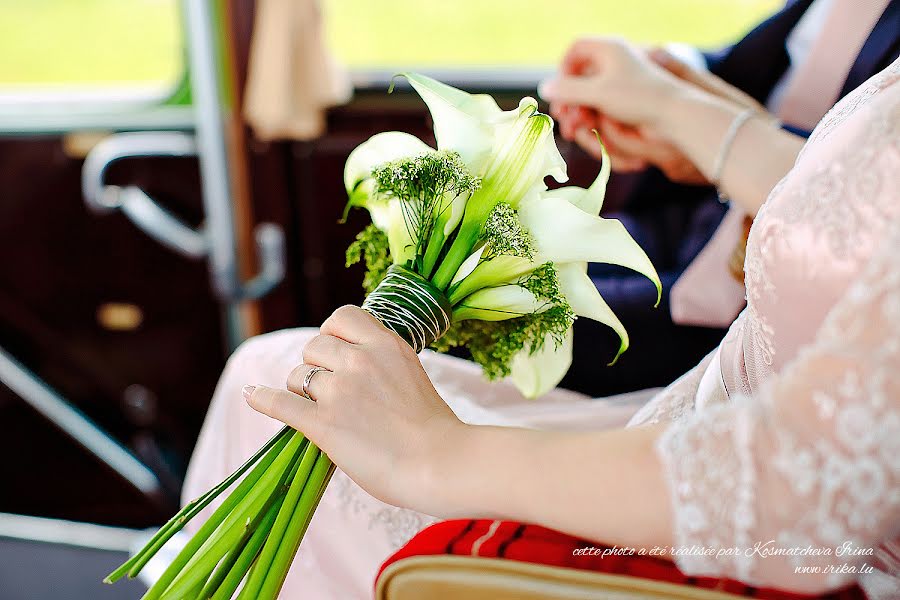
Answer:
[{"left": 106, "top": 268, "right": 451, "bottom": 599}]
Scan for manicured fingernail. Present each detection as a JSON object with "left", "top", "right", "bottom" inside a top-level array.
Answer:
[
  {"left": 242, "top": 385, "right": 256, "bottom": 402},
  {"left": 538, "top": 79, "right": 556, "bottom": 100}
]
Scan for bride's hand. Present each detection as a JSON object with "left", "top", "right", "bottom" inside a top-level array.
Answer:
[
  {"left": 540, "top": 37, "right": 691, "bottom": 131},
  {"left": 243, "top": 305, "right": 466, "bottom": 513}
]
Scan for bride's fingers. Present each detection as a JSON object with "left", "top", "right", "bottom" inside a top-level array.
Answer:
[
  {"left": 302, "top": 333, "right": 352, "bottom": 370},
  {"left": 286, "top": 363, "right": 334, "bottom": 401},
  {"left": 320, "top": 305, "right": 385, "bottom": 344},
  {"left": 244, "top": 385, "right": 319, "bottom": 436}
]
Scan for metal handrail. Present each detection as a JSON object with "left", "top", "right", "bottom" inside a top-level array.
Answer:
[
  {"left": 80, "top": 130, "right": 286, "bottom": 302},
  {"left": 0, "top": 347, "right": 163, "bottom": 500},
  {"left": 81, "top": 131, "right": 207, "bottom": 259}
]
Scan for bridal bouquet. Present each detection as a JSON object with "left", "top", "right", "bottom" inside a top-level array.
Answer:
[{"left": 106, "top": 74, "right": 659, "bottom": 599}]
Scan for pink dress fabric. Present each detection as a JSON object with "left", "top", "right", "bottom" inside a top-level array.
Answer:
[{"left": 182, "top": 59, "right": 900, "bottom": 598}]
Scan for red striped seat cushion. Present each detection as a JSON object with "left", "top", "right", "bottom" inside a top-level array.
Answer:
[{"left": 377, "top": 519, "right": 865, "bottom": 600}]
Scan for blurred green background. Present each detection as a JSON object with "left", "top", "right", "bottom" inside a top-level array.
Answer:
[{"left": 0, "top": 0, "right": 780, "bottom": 88}]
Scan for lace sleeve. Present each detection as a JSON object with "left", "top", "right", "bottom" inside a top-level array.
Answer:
[
  {"left": 656, "top": 223, "right": 900, "bottom": 594},
  {"left": 626, "top": 348, "right": 717, "bottom": 427}
]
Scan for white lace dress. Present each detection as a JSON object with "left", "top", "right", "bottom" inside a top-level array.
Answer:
[
  {"left": 647, "top": 58, "right": 900, "bottom": 597},
  {"left": 183, "top": 59, "right": 900, "bottom": 598}
]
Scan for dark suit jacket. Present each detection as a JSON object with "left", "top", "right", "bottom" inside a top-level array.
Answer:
[{"left": 707, "top": 0, "right": 900, "bottom": 136}]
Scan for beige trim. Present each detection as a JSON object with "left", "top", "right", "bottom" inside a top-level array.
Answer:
[{"left": 376, "top": 555, "right": 748, "bottom": 600}]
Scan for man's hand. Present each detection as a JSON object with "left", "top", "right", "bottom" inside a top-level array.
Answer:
[{"left": 577, "top": 115, "right": 708, "bottom": 184}]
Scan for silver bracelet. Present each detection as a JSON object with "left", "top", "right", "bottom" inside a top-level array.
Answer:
[{"left": 712, "top": 108, "right": 757, "bottom": 203}]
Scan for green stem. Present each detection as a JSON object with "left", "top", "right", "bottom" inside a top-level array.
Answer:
[
  {"left": 208, "top": 501, "right": 279, "bottom": 600},
  {"left": 159, "top": 434, "right": 307, "bottom": 600},
  {"left": 107, "top": 426, "right": 292, "bottom": 584},
  {"left": 197, "top": 495, "right": 281, "bottom": 600},
  {"left": 194, "top": 447, "right": 309, "bottom": 600},
  {"left": 145, "top": 431, "right": 306, "bottom": 600},
  {"left": 257, "top": 453, "right": 335, "bottom": 600},
  {"left": 422, "top": 225, "right": 447, "bottom": 278},
  {"left": 185, "top": 580, "right": 206, "bottom": 599},
  {"left": 238, "top": 444, "right": 320, "bottom": 599},
  {"left": 431, "top": 225, "right": 479, "bottom": 291}
]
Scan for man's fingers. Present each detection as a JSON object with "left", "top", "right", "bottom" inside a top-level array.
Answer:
[
  {"left": 244, "top": 384, "right": 318, "bottom": 434},
  {"left": 575, "top": 128, "right": 646, "bottom": 172},
  {"left": 320, "top": 305, "right": 385, "bottom": 344},
  {"left": 286, "top": 363, "right": 335, "bottom": 401},
  {"left": 548, "top": 100, "right": 564, "bottom": 120},
  {"left": 598, "top": 118, "right": 659, "bottom": 161}
]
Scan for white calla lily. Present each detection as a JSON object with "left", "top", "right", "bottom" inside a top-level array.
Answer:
[
  {"left": 369, "top": 198, "right": 416, "bottom": 266},
  {"left": 475, "top": 97, "right": 568, "bottom": 204},
  {"left": 556, "top": 262, "right": 628, "bottom": 362},
  {"left": 509, "top": 328, "right": 574, "bottom": 399},
  {"left": 537, "top": 139, "right": 630, "bottom": 362},
  {"left": 448, "top": 254, "right": 536, "bottom": 304},
  {"left": 342, "top": 132, "right": 432, "bottom": 267},
  {"left": 403, "top": 73, "right": 503, "bottom": 168},
  {"left": 400, "top": 73, "right": 568, "bottom": 290},
  {"left": 442, "top": 191, "right": 469, "bottom": 236},
  {"left": 519, "top": 196, "right": 661, "bottom": 305},
  {"left": 403, "top": 74, "right": 567, "bottom": 190},
  {"left": 343, "top": 131, "right": 431, "bottom": 194},
  {"left": 449, "top": 245, "right": 487, "bottom": 288},
  {"left": 452, "top": 285, "right": 546, "bottom": 322},
  {"left": 554, "top": 134, "right": 612, "bottom": 216}
]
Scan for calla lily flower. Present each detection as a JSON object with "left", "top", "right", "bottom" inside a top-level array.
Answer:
[
  {"left": 344, "top": 131, "right": 431, "bottom": 197},
  {"left": 448, "top": 254, "right": 535, "bottom": 304},
  {"left": 495, "top": 141, "right": 660, "bottom": 396},
  {"left": 402, "top": 74, "right": 567, "bottom": 187},
  {"left": 509, "top": 329, "right": 574, "bottom": 399},
  {"left": 453, "top": 285, "right": 547, "bottom": 322},
  {"left": 343, "top": 131, "right": 434, "bottom": 265},
  {"left": 518, "top": 196, "right": 661, "bottom": 300},
  {"left": 397, "top": 73, "right": 569, "bottom": 290}
]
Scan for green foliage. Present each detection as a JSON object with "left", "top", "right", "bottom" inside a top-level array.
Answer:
[
  {"left": 371, "top": 151, "right": 480, "bottom": 267},
  {"left": 372, "top": 150, "right": 480, "bottom": 204},
  {"left": 436, "top": 261, "right": 573, "bottom": 378},
  {"left": 346, "top": 223, "right": 391, "bottom": 294},
  {"left": 432, "top": 304, "right": 574, "bottom": 380},
  {"left": 479, "top": 202, "right": 534, "bottom": 260},
  {"left": 325, "top": 0, "right": 781, "bottom": 69},
  {"left": 520, "top": 262, "right": 564, "bottom": 304}
]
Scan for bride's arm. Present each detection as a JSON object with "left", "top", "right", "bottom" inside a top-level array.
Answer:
[
  {"left": 427, "top": 420, "right": 674, "bottom": 550},
  {"left": 656, "top": 87, "right": 803, "bottom": 215},
  {"left": 243, "top": 307, "right": 676, "bottom": 549},
  {"left": 539, "top": 37, "right": 805, "bottom": 216}
]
